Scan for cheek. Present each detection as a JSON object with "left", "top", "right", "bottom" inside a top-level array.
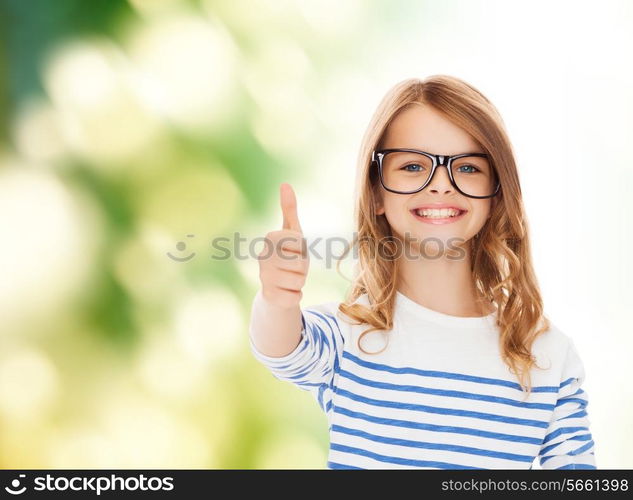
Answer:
[
  {"left": 382, "top": 197, "right": 409, "bottom": 228},
  {"left": 471, "top": 202, "right": 491, "bottom": 224},
  {"left": 392, "top": 198, "right": 410, "bottom": 214}
]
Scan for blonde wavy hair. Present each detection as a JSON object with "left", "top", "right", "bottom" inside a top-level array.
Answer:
[{"left": 336, "top": 75, "right": 549, "bottom": 399}]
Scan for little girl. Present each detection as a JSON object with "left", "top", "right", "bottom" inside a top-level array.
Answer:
[{"left": 249, "top": 75, "right": 596, "bottom": 470}]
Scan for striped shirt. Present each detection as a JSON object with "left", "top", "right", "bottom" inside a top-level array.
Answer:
[{"left": 249, "top": 290, "right": 596, "bottom": 469}]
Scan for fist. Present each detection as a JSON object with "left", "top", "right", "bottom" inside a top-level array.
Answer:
[{"left": 257, "top": 183, "right": 310, "bottom": 309}]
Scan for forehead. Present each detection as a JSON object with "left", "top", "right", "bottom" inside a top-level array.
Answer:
[{"left": 382, "top": 103, "right": 483, "bottom": 155}]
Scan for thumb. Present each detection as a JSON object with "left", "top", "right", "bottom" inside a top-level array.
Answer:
[{"left": 280, "top": 183, "right": 303, "bottom": 233}]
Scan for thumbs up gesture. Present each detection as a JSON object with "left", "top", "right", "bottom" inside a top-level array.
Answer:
[{"left": 257, "top": 183, "right": 310, "bottom": 309}]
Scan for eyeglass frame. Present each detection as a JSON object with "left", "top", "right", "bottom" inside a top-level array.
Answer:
[{"left": 371, "top": 148, "right": 501, "bottom": 199}]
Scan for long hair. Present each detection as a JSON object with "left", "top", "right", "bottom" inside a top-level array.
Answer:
[{"left": 335, "top": 75, "right": 549, "bottom": 399}]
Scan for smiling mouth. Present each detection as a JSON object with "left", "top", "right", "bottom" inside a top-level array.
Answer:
[{"left": 411, "top": 208, "right": 467, "bottom": 219}]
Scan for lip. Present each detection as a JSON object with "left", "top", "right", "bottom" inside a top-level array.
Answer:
[
  {"left": 411, "top": 203, "right": 466, "bottom": 211},
  {"left": 410, "top": 205, "right": 468, "bottom": 225}
]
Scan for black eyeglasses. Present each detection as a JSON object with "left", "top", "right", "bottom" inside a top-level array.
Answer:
[{"left": 371, "top": 148, "right": 501, "bottom": 199}]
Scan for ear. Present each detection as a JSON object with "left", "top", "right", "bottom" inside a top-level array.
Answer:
[{"left": 376, "top": 203, "right": 385, "bottom": 215}]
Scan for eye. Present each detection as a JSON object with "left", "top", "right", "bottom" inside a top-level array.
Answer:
[
  {"left": 402, "top": 163, "right": 424, "bottom": 172},
  {"left": 456, "top": 164, "right": 479, "bottom": 173}
]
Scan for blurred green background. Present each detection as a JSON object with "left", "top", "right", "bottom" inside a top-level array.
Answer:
[
  {"left": 1, "top": 0, "right": 631, "bottom": 468},
  {"left": 0, "top": 0, "right": 368, "bottom": 468}
]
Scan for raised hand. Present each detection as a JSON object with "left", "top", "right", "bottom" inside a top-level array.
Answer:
[{"left": 257, "top": 183, "right": 310, "bottom": 309}]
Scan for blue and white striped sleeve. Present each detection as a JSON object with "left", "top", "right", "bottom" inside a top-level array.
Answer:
[
  {"left": 538, "top": 338, "right": 597, "bottom": 469},
  {"left": 249, "top": 299, "right": 345, "bottom": 414}
]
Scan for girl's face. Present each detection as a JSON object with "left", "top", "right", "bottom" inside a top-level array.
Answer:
[{"left": 376, "top": 104, "right": 493, "bottom": 251}]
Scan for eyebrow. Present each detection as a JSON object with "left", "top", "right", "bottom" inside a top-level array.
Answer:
[{"left": 387, "top": 147, "right": 486, "bottom": 155}]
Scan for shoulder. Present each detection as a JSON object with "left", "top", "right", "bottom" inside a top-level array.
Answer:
[
  {"left": 301, "top": 298, "right": 346, "bottom": 334},
  {"left": 531, "top": 318, "right": 586, "bottom": 379},
  {"left": 302, "top": 299, "right": 342, "bottom": 320},
  {"left": 301, "top": 292, "right": 371, "bottom": 334},
  {"left": 532, "top": 319, "right": 570, "bottom": 355}
]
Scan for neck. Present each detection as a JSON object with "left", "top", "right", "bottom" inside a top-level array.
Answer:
[{"left": 396, "top": 242, "right": 493, "bottom": 318}]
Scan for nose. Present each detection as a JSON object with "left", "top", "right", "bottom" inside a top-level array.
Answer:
[{"left": 426, "top": 164, "right": 455, "bottom": 194}]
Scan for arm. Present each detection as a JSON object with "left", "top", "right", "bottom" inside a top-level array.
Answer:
[
  {"left": 538, "top": 338, "right": 597, "bottom": 469},
  {"left": 249, "top": 295, "right": 344, "bottom": 410},
  {"left": 248, "top": 182, "right": 344, "bottom": 410},
  {"left": 249, "top": 288, "right": 303, "bottom": 358}
]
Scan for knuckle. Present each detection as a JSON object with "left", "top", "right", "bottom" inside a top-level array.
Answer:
[
  {"left": 289, "top": 259, "right": 304, "bottom": 272},
  {"left": 283, "top": 271, "right": 303, "bottom": 290},
  {"left": 263, "top": 233, "right": 277, "bottom": 246},
  {"left": 280, "top": 229, "right": 301, "bottom": 241},
  {"left": 296, "top": 275, "right": 306, "bottom": 289}
]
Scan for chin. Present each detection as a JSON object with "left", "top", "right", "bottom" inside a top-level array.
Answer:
[{"left": 403, "top": 228, "right": 464, "bottom": 252}]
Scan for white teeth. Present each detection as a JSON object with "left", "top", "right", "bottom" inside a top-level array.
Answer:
[{"left": 415, "top": 208, "right": 462, "bottom": 218}]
